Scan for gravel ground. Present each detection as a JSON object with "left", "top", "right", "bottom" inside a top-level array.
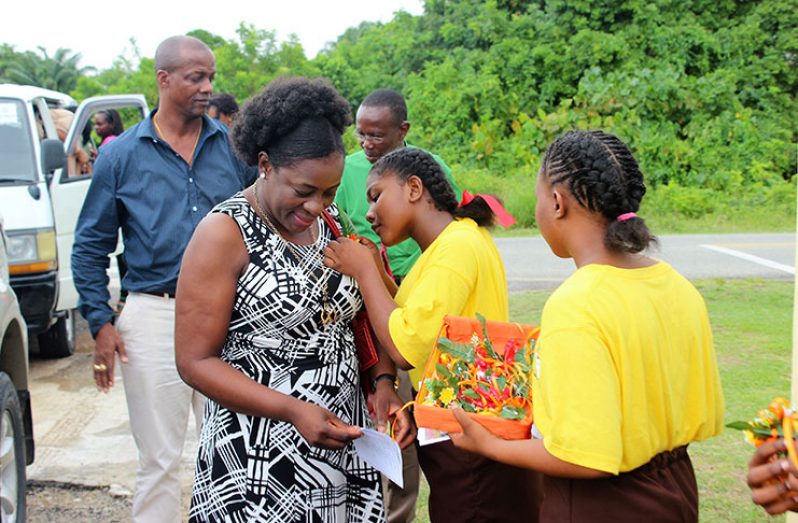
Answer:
[{"left": 27, "top": 481, "right": 132, "bottom": 522}]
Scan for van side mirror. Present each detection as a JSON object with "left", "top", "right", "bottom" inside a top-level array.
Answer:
[{"left": 41, "top": 139, "right": 67, "bottom": 183}]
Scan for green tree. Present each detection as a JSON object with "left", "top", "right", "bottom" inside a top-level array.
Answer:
[
  {"left": 1, "top": 47, "right": 95, "bottom": 92},
  {"left": 8, "top": 0, "right": 793, "bottom": 204}
]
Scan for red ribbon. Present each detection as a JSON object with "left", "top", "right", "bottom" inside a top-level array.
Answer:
[{"left": 459, "top": 190, "right": 517, "bottom": 227}]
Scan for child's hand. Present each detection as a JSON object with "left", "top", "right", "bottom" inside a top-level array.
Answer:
[
  {"left": 357, "top": 236, "right": 385, "bottom": 272},
  {"left": 748, "top": 439, "right": 798, "bottom": 515},
  {"left": 391, "top": 405, "right": 417, "bottom": 450},
  {"left": 323, "top": 237, "right": 375, "bottom": 279},
  {"left": 450, "top": 407, "right": 496, "bottom": 454},
  {"left": 372, "top": 382, "right": 417, "bottom": 450}
]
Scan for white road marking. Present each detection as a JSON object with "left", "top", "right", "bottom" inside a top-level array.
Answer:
[{"left": 699, "top": 244, "right": 795, "bottom": 275}]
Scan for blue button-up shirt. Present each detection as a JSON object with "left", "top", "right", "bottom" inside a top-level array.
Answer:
[{"left": 72, "top": 112, "right": 257, "bottom": 336}]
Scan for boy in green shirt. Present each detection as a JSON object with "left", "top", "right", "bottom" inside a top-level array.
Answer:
[{"left": 335, "top": 89, "right": 459, "bottom": 279}]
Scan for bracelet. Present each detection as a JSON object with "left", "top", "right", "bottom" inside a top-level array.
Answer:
[{"left": 372, "top": 373, "right": 399, "bottom": 392}]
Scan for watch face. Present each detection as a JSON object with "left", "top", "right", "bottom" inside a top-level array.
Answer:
[{"left": 373, "top": 373, "right": 399, "bottom": 392}]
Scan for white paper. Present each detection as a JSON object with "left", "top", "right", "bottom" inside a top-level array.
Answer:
[
  {"left": 353, "top": 427, "right": 404, "bottom": 488},
  {"left": 416, "top": 426, "right": 451, "bottom": 446}
]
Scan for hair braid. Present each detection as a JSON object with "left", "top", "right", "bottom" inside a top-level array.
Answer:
[
  {"left": 541, "top": 130, "right": 656, "bottom": 253},
  {"left": 370, "top": 148, "right": 495, "bottom": 227}
]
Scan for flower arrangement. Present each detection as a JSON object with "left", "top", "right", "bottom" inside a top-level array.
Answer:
[
  {"left": 414, "top": 313, "right": 538, "bottom": 439},
  {"left": 727, "top": 397, "right": 798, "bottom": 467},
  {"left": 422, "top": 313, "right": 535, "bottom": 419}
]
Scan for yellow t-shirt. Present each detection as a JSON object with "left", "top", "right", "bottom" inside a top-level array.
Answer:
[
  {"left": 531, "top": 261, "right": 724, "bottom": 474},
  {"left": 388, "top": 218, "right": 509, "bottom": 387}
]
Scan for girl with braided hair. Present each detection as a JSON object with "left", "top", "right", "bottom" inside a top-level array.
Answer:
[
  {"left": 450, "top": 130, "right": 724, "bottom": 522},
  {"left": 175, "top": 77, "right": 415, "bottom": 522},
  {"left": 324, "top": 147, "right": 544, "bottom": 522}
]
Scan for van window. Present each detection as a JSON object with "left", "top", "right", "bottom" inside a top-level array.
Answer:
[
  {"left": 0, "top": 99, "right": 36, "bottom": 184},
  {"left": 62, "top": 105, "right": 145, "bottom": 182}
]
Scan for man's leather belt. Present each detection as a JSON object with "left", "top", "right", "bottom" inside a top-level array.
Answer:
[{"left": 141, "top": 290, "right": 176, "bottom": 299}]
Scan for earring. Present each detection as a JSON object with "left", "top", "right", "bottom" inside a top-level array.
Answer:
[{"left": 259, "top": 170, "right": 266, "bottom": 179}]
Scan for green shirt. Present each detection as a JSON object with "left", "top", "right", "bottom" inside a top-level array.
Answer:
[{"left": 334, "top": 145, "right": 459, "bottom": 277}]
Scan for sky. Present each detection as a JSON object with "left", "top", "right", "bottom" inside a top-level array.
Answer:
[{"left": 3, "top": 0, "right": 424, "bottom": 71}]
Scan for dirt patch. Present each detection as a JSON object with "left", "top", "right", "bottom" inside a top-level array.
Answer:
[{"left": 27, "top": 481, "right": 132, "bottom": 523}]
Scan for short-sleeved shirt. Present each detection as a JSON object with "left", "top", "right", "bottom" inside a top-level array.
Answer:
[
  {"left": 335, "top": 145, "right": 459, "bottom": 277},
  {"left": 388, "top": 218, "right": 508, "bottom": 387},
  {"left": 531, "top": 261, "right": 724, "bottom": 474}
]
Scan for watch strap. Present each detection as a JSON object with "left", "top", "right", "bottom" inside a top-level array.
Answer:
[{"left": 372, "top": 373, "right": 399, "bottom": 392}]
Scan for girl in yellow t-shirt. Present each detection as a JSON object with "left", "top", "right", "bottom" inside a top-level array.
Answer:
[
  {"left": 450, "top": 130, "right": 724, "bottom": 522},
  {"left": 324, "top": 147, "right": 543, "bottom": 523}
]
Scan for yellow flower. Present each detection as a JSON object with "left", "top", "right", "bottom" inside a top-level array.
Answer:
[{"left": 439, "top": 387, "right": 456, "bottom": 405}]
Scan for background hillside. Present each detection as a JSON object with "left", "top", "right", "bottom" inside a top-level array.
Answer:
[{"left": 3, "top": 0, "right": 796, "bottom": 230}]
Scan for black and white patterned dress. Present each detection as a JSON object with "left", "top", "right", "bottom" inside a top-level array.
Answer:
[{"left": 189, "top": 195, "right": 385, "bottom": 523}]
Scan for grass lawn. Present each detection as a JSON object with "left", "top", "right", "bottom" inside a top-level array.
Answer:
[{"left": 412, "top": 278, "right": 793, "bottom": 522}]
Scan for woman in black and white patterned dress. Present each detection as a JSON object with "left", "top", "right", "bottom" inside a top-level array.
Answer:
[{"left": 174, "top": 77, "right": 413, "bottom": 522}]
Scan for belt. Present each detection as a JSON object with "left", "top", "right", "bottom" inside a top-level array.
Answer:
[{"left": 141, "top": 290, "right": 176, "bottom": 299}]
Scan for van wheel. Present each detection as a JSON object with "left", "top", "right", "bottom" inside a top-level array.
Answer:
[
  {"left": 37, "top": 309, "right": 75, "bottom": 359},
  {"left": 0, "top": 373, "right": 26, "bottom": 523}
]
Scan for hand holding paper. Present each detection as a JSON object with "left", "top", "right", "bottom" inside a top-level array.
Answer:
[{"left": 353, "top": 427, "right": 404, "bottom": 488}]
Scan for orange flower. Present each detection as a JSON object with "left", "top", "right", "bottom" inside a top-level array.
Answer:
[{"left": 769, "top": 397, "right": 790, "bottom": 420}]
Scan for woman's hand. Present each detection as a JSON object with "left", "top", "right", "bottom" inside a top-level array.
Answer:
[
  {"left": 450, "top": 407, "right": 498, "bottom": 455},
  {"left": 373, "top": 380, "right": 416, "bottom": 449},
  {"left": 290, "top": 400, "right": 363, "bottom": 450},
  {"left": 323, "top": 237, "right": 376, "bottom": 279},
  {"left": 748, "top": 439, "right": 798, "bottom": 515}
]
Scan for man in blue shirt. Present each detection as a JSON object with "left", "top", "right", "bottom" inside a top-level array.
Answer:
[{"left": 72, "top": 35, "right": 255, "bottom": 523}]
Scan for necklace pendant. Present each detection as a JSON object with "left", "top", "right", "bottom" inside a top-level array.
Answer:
[{"left": 321, "top": 305, "right": 338, "bottom": 325}]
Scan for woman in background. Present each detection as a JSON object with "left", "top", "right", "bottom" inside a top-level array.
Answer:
[{"left": 94, "top": 109, "right": 124, "bottom": 147}]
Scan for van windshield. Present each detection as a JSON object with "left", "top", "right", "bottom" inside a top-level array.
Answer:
[{"left": 0, "top": 99, "right": 37, "bottom": 184}]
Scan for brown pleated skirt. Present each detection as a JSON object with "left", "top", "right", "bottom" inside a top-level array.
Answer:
[
  {"left": 540, "top": 446, "right": 698, "bottom": 523},
  {"left": 417, "top": 439, "right": 544, "bottom": 522}
]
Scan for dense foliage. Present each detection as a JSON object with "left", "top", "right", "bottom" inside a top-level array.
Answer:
[
  {"left": 318, "top": 1, "right": 797, "bottom": 189},
  {"left": 2, "top": 1, "right": 795, "bottom": 227}
]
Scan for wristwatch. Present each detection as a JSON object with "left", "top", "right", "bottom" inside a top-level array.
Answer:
[{"left": 372, "top": 373, "right": 399, "bottom": 392}]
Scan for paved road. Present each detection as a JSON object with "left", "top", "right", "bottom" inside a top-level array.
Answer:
[
  {"left": 26, "top": 315, "right": 198, "bottom": 505},
  {"left": 25, "top": 232, "right": 795, "bottom": 497},
  {"left": 499, "top": 232, "right": 795, "bottom": 291}
]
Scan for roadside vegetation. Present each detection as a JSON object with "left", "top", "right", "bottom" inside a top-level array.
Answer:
[
  {"left": 2, "top": 1, "right": 794, "bottom": 233},
  {"left": 462, "top": 170, "right": 797, "bottom": 235}
]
